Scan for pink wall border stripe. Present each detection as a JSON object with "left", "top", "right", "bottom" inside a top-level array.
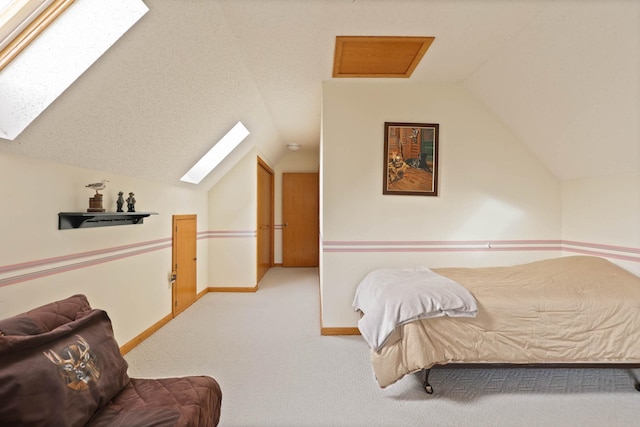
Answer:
[
  {"left": 324, "top": 246, "right": 562, "bottom": 253},
  {"left": 0, "top": 243, "right": 172, "bottom": 288},
  {"left": 1, "top": 229, "right": 258, "bottom": 288},
  {"left": 0, "top": 238, "right": 172, "bottom": 275},
  {"left": 323, "top": 239, "right": 562, "bottom": 247},
  {"left": 202, "top": 230, "right": 257, "bottom": 238},
  {"left": 2, "top": 237, "right": 638, "bottom": 288},
  {"left": 322, "top": 239, "right": 640, "bottom": 263},
  {"left": 562, "top": 240, "right": 640, "bottom": 255}
]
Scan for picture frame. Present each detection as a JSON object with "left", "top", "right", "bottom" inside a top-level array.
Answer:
[{"left": 383, "top": 122, "right": 439, "bottom": 196}]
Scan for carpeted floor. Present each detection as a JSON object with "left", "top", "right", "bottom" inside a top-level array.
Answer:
[{"left": 124, "top": 267, "right": 640, "bottom": 427}]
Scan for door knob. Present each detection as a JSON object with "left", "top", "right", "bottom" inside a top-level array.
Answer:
[{"left": 283, "top": 222, "right": 288, "bottom": 227}]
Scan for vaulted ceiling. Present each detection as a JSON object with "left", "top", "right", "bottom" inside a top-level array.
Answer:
[{"left": 1, "top": 0, "right": 638, "bottom": 189}]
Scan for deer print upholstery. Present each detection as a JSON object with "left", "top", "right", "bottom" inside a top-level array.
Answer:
[{"left": 0, "top": 295, "right": 222, "bottom": 426}]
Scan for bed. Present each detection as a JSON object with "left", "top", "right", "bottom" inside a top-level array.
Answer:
[{"left": 353, "top": 256, "right": 640, "bottom": 393}]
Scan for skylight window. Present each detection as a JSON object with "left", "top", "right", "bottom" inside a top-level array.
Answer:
[
  {"left": 180, "top": 121, "right": 250, "bottom": 184},
  {"left": 0, "top": 0, "right": 75, "bottom": 71}
]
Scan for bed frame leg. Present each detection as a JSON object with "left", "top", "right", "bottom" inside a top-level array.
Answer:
[
  {"left": 623, "top": 368, "right": 640, "bottom": 392},
  {"left": 422, "top": 369, "right": 433, "bottom": 394},
  {"left": 629, "top": 369, "right": 640, "bottom": 392}
]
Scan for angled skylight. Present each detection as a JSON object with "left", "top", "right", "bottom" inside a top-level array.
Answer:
[
  {"left": 0, "top": 0, "right": 148, "bottom": 140},
  {"left": 0, "top": 0, "right": 76, "bottom": 71},
  {"left": 180, "top": 121, "right": 250, "bottom": 184}
]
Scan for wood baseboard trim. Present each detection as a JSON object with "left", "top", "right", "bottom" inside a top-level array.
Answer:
[
  {"left": 321, "top": 327, "right": 361, "bottom": 336},
  {"left": 120, "top": 313, "right": 173, "bottom": 355},
  {"left": 208, "top": 286, "right": 258, "bottom": 293},
  {"left": 119, "top": 289, "right": 210, "bottom": 355}
]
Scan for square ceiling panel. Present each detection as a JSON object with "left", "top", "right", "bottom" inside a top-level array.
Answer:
[{"left": 333, "top": 36, "right": 434, "bottom": 78}]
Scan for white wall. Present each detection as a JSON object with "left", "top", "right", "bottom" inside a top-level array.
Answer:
[
  {"left": 0, "top": 151, "right": 208, "bottom": 345},
  {"left": 207, "top": 148, "right": 261, "bottom": 288},
  {"left": 562, "top": 173, "right": 640, "bottom": 275},
  {"left": 321, "top": 81, "right": 562, "bottom": 327}
]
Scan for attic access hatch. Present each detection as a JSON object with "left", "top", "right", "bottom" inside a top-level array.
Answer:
[{"left": 333, "top": 36, "right": 435, "bottom": 78}]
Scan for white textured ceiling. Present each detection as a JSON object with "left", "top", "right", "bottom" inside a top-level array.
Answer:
[{"left": 1, "top": 0, "right": 638, "bottom": 188}]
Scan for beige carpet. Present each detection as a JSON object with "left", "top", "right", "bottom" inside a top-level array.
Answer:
[{"left": 124, "top": 267, "right": 640, "bottom": 427}]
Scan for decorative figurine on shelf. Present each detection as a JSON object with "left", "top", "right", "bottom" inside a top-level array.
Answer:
[
  {"left": 85, "top": 179, "right": 109, "bottom": 194},
  {"left": 116, "top": 191, "right": 125, "bottom": 212},
  {"left": 85, "top": 179, "right": 109, "bottom": 213},
  {"left": 126, "top": 192, "right": 136, "bottom": 212}
]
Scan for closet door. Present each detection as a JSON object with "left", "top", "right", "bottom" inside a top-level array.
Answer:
[
  {"left": 172, "top": 214, "right": 197, "bottom": 316},
  {"left": 282, "top": 173, "right": 319, "bottom": 267}
]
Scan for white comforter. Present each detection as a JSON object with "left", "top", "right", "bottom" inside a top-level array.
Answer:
[{"left": 352, "top": 267, "right": 478, "bottom": 351}]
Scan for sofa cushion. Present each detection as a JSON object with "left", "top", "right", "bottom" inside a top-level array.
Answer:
[
  {"left": 0, "top": 294, "right": 91, "bottom": 336},
  {"left": 86, "top": 376, "right": 223, "bottom": 427},
  {"left": 0, "top": 308, "right": 130, "bottom": 426}
]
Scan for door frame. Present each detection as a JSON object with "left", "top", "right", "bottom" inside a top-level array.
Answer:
[{"left": 257, "top": 157, "right": 274, "bottom": 284}]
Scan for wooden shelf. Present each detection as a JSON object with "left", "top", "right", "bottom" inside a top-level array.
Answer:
[{"left": 58, "top": 212, "right": 158, "bottom": 230}]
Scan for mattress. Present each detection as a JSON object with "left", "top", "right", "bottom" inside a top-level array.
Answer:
[{"left": 367, "top": 256, "right": 640, "bottom": 388}]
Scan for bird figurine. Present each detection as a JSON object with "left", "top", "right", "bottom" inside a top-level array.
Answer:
[{"left": 85, "top": 179, "right": 109, "bottom": 194}]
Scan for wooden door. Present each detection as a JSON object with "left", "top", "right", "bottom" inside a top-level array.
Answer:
[
  {"left": 282, "top": 173, "right": 319, "bottom": 267},
  {"left": 172, "top": 214, "right": 197, "bottom": 316},
  {"left": 257, "top": 158, "right": 274, "bottom": 283}
]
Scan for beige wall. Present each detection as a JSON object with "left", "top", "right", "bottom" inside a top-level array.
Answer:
[
  {"left": 207, "top": 148, "right": 260, "bottom": 288},
  {"left": 2, "top": 81, "right": 637, "bottom": 344},
  {"left": 0, "top": 151, "right": 208, "bottom": 345},
  {"left": 562, "top": 173, "right": 640, "bottom": 275},
  {"left": 321, "top": 81, "right": 562, "bottom": 327}
]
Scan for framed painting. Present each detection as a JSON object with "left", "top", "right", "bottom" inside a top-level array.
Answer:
[{"left": 383, "top": 122, "right": 439, "bottom": 196}]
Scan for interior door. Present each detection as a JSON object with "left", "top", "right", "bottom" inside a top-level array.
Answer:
[
  {"left": 172, "top": 214, "right": 197, "bottom": 316},
  {"left": 257, "top": 158, "right": 274, "bottom": 283},
  {"left": 282, "top": 172, "right": 319, "bottom": 267}
]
